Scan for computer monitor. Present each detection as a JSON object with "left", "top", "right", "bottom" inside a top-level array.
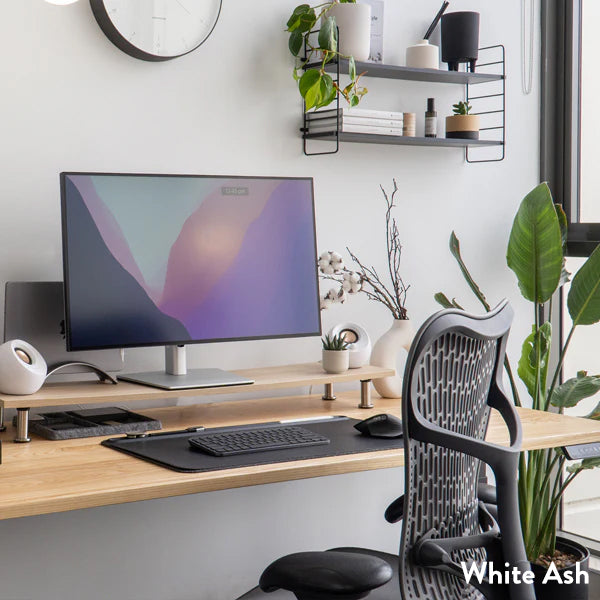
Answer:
[{"left": 60, "top": 172, "right": 321, "bottom": 389}]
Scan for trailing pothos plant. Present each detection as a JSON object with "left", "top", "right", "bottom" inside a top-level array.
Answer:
[
  {"left": 286, "top": 1, "right": 368, "bottom": 110},
  {"left": 435, "top": 182, "right": 600, "bottom": 563}
]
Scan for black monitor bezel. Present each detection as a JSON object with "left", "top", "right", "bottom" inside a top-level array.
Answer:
[{"left": 60, "top": 171, "right": 322, "bottom": 352}]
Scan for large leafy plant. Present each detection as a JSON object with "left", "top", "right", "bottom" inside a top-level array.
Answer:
[
  {"left": 286, "top": 2, "right": 368, "bottom": 110},
  {"left": 436, "top": 182, "right": 600, "bottom": 562}
]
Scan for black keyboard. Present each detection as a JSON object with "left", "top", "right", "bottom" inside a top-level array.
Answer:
[{"left": 188, "top": 425, "right": 330, "bottom": 457}]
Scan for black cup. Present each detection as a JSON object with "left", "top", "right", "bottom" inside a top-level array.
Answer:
[{"left": 441, "top": 11, "right": 480, "bottom": 72}]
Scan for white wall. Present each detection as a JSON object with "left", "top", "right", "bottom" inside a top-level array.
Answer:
[{"left": 0, "top": 1, "right": 540, "bottom": 599}]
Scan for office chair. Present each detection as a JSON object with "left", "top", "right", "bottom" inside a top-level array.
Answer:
[{"left": 237, "top": 300, "right": 535, "bottom": 600}]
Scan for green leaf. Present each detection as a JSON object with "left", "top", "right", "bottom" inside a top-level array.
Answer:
[
  {"left": 299, "top": 69, "right": 323, "bottom": 111},
  {"left": 314, "top": 73, "right": 335, "bottom": 109},
  {"left": 506, "top": 182, "right": 563, "bottom": 304},
  {"left": 318, "top": 16, "right": 337, "bottom": 52},
  {"left": 289, "top": 30, "right": 303, "bottom": 56},
  {"left": 297, "top": 10, "right": 317, "bottom": 33},
  {"left": 350, "top": 95, "right": 359, "bottom": 107},
  {"left": 349, "top": 56, "right": 356, "bottom": 80},
  {"left": 550, "top": 371, "right": 600, "bottom": 409},
  {"left": 567, "top": 243, "right": 600, "bottom": 325},
  {"left": 434, "top": 293, "right": 464, "bottom": 310},
  {"left": 554, "top": 204, "right": 571, "bottom": 285},
  {"left": 567, "top": 456, "right": 600, "bottom": 474},
  {"left": 518, "top": 322, "right": 552, "bottom": 405},
  {"left": 449, "top": 231, "right": 491, "bottom": 311},
  {"left": 286, "top": 5, "right": 311, "bottom": 31}
]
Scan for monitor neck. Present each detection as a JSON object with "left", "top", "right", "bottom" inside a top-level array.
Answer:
[{"left": 165, "top": 345, "right": 187, "bottom": 376}]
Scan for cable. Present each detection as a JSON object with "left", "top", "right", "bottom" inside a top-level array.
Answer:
[{"left": 521, "top": 0, "right": 535, "bottom": 95}]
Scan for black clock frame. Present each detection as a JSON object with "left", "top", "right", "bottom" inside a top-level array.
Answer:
[{"left": 89, "top": 0, "right": 223, "bottom": 62}]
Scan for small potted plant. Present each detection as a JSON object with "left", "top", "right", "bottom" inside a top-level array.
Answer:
[
  {"left": 322, "top": 333, "right": 350, "bottom": 374},
  {"left": 445, "top": 100, "right": 480, "bottom": 139},
  {"left": 286, "top": 1, "right": 369, "bottom": 111}
]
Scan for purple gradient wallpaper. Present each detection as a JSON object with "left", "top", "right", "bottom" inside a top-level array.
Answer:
[{"left": 61, "top": 174, "right": 320, "bottom": 350}]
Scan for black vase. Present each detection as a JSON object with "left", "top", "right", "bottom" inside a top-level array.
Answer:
[
  {"left": 530, "top": 537, "right": 590, "bottom": 600},
  {"left": 441, "top": 11, "right": 480, "bottom": 72}
]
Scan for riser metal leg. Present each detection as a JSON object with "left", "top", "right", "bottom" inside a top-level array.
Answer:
[
  {"left": 0, "top": 406, "right": 5, "bottom": 432},
  {"left": 322, "top": 383, "right": 336, "bottom": 401},
  {"left": 15, "top": 408, "right": 31, "bottom": 443},
  {"left": 359, "top": 380, "right": 374, "bottom": 409}
]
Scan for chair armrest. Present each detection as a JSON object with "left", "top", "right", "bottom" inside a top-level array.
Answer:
[
  {"left": 259, "top": 551, "right": 393, "bottom": 599},
  {"left": 384, "top": 495, "right": 404, "bottom": 523},
  {"left": 478, "top": 483, "right": 497, "bottom": 505}
]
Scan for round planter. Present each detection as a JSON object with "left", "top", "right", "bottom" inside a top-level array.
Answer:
[
  {"left": 406, "top": 40, "right": 440, "bottom": 70},
  {"left": 322, "top": 349, "right": 350, "bottom": 374},
  {"left": 370, "top": 319, "right": 415, "bottom": 398},
  {"left": 441, "top": 11, "right": 480, "bottom": 71},
  {"left": 327, "top": 3, "right": 372, "bottom": 62},
  {"left": 531, "top": 537, "right": 590, "bottom": 600},
  {"left": 446, "top": 114, "right": 480, "bottom": 140}
]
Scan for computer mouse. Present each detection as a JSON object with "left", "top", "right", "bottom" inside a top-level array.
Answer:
[{"left": 354, "top": 413, "right": 403, "bottom": 439}]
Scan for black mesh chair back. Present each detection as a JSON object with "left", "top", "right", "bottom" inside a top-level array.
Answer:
[{"left": 399, "top": 300, "right": 534, "bottom": 600}]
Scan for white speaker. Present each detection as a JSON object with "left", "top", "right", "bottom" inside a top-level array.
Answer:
[
  {"left": 328, "top": 323, "right": 371, "bottom": 369},
  {"left": 0, "top": 339, "right": 47, "bottom": 395}
]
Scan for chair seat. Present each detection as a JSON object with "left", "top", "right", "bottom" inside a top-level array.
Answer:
[{"left": 238, "top": 548, "right": 398, "bottom": 600}]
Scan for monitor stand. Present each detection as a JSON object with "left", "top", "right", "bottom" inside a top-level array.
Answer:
[{"left": 118, "top": 345, "right": 255, "bottom": 390}]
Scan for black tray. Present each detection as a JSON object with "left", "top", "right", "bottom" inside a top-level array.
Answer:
[{"left": 25, "top": 407, "right": 161, "bottom": 440}]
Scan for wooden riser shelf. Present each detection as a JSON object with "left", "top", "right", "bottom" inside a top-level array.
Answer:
[{"left": 0, "top": 363, "right": 396, "bottom": 442}]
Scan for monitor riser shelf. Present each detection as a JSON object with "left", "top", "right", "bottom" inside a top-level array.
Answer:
[{"left": 0, "top": 363, "right": 395, "bottom": 443}]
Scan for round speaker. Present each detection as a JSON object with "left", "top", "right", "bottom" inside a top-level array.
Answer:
[
  {"left": 328, "top": 323, "right": 371, "bottom": 369},
  {"left": 0, "top": 339, "right": 47, "bottom": 395}
]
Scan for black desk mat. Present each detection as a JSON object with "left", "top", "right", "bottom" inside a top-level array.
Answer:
[{"left": 101, "top": 417, "right": 404, "bottom": 473}]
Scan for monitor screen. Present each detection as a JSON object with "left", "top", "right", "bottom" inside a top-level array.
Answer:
[{"left": 61, "top": 173, "right": 321, "bottom": 351}]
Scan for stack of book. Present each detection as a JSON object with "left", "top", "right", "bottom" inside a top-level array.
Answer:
[{"left": 304, "top": 108, "right": 405, "bottom": 136}]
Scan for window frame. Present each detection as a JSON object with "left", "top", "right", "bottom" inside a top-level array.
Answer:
[{"left": 541, "top": 0, "right": 600, "bottom": 256}]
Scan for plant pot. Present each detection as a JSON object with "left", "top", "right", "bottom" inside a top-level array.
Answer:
[
  {"left": 370, "top": 319, "right": 415, "bottom": 398},
  {"left": 406, "top": 39, "right": 440, "bottom": 70},
  {"left": 322, "top": 349, "right": 350, "bottom": 374},
  {"left": 441, "top": 11, "right": 480, "bottom": 71},
  {"left": 531, "top": 537, "right": 590, "bottom": 600},
  {"left": 446, "top": 114, "right": 480, "bottom": 140},
  {"left": 327, "top": 3, "right": 371, "bottom": 62}
]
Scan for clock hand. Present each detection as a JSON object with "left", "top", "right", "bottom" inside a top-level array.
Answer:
[{"left": 175, "top": 0, "right": 191, "bottom": 15}]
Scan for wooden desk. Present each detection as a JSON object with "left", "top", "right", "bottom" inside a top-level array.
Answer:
[{"left": 1, "top": 391, "right": 600, "bottom": 521}]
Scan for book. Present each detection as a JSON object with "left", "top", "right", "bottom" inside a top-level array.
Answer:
[
  {"left": 306, "top": 122, "right": 404, "bottom": 136},
  {"left": 306, "top": 107, "right": 406, "bottom": 121}
]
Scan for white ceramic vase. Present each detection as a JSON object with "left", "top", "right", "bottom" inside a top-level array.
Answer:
[
  {"left": 327, "top": 3, "right": 372, "bottom": 62},
  {"left": 370, "top": 319, "right": 415, "bottom": 398},
  {"left": 322, "top": 349, "right": 350, "bottom": 374}
]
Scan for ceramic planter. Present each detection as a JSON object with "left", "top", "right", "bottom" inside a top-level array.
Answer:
[
  {"left": 446, "top": 114, "right": 480, "bottom": 140},
  {"left": 370, "top": 319, "right": 415, "bottom": 398},
  {"left": 322, "top": 349, "right": 350, "bottom": 374},
  {"left": 531, "top": 537, "right": 589, "bottom": 600},
  {"left": 441, "top": 11, "right": 480, "bottom": 71},
  {"left": 327, "top": 3, "right": 371, "bottom": 62}
]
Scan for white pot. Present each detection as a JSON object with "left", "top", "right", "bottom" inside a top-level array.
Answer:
[
  {"left": 327, "top": 3, "right": 372, "bottom": 62},
  {"left": 406, "top": 39, "right": 440, "bottom": 69},
  {"left": 370, "top": 319, "right": 415, "bottom": 398},
  {"left": 322, "top": 349, "right": 350, "bottom": 374}
]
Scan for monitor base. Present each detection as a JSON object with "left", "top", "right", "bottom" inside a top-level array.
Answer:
[{"left": 118, "top": 368, "right": 254, "bottom": 391}]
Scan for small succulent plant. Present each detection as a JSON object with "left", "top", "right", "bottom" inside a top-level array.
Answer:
[
  {"left": 452, "top": 101, "right": 472, "bottom": 115},
  {"left": 322, "top": 333, "right": 349, "bottom": 351}
]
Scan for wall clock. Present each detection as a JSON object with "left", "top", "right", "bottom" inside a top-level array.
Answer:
[{"left": 89, "top": 0, "right": 223, "bottom": 62}]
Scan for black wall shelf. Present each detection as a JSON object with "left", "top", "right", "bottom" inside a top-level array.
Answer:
[
  {"left": 302, "top": 45, "right": 506, "bottom": 162},
  {"left": 322, "top": 59, "right": 505, "bottom": 86},
  {"left": 304, "top": 132, "right": 503, "bottom": 149}
]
